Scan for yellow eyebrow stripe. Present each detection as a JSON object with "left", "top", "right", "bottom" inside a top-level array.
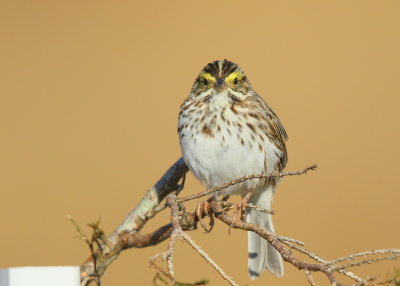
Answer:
[
  {"left": 199, "top": 72, "right": 216, "bottom": 83},
  {"left": 225, "top": 71, "right": 243, "bottom": 83}
]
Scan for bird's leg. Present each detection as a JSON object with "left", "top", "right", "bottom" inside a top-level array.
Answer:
[
  {"left": 195, "top": 196, "right": 215, "bottom": 233},
  {"left": 226, "top": 190, "right": 255, "bottom": 233}
]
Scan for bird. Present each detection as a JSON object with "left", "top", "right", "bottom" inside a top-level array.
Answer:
[{"left": 178, "top": 59, "right": 288, "bottom": 279}]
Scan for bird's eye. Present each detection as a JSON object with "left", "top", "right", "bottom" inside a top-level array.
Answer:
[
  {"left": 202, "top": 78, "right": 208, "bottom": 85},
  {"left": 233, "top": 77, "right": 239, "bottom": 86}
]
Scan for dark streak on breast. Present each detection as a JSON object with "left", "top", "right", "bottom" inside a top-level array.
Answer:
[
  {"left": 229, "top": 94, "right": 241, "bottom": 103},
  {"left": 230, "top": 104, "right": 238, "bottom": 114},
  {"left": 221, "top": 110, "right": 226, "bottom": 122},
  {"left": 202, "top": 125, "right": 213, "bottom": 138},
  {"left": 203, "top": 94, "right": 212, "bottom": 102},
  {"left": 249, "top": 112, "right": 259, "bottom": 119},
  {"left": 246, "top": 123, "right": 256, "bottom": 133}
]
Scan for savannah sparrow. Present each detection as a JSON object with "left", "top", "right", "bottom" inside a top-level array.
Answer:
[{"left": 178, "top": 60, "right": 287, "bottom": 279}]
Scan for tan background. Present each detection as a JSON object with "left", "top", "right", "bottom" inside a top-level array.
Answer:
[{"left": 1, "top": 1, "right": 399, "bottom": 285}]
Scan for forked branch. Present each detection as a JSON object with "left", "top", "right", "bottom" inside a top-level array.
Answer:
[{"left": 77, "top": 158, "right": 399, "bottom": 286}]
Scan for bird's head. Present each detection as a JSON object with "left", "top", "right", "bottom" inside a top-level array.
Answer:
[{"left": 190, "top": 59, "right": 253, "bottom": 101}]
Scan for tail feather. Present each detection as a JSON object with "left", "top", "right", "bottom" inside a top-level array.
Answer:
[{"left": 246, "top": 185, "right": 284, "bottom": 279}]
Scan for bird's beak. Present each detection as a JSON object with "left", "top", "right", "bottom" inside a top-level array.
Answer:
[{"left": 214, "top": 77, "right": 226, "bottom": 92}]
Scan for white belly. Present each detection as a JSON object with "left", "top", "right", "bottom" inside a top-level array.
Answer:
[{"left": 180, "top": 121, "right": 281, "bottom": 196}]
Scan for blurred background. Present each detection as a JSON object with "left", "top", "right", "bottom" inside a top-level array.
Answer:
[{"left": 1, "top": 1, "right": 399, "bottom": 285}]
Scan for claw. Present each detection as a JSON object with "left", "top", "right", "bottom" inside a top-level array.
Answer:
[
  {"left": 228, "top": 201, "right": 247, "bottom": 234},
  {"left": 195, "top": 198, "right": 214, "bottom": 232},
  {"left": 225, "top": 190, "right": 255, "bottom": 234}
]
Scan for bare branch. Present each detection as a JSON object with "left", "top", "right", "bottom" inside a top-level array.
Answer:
[
  {"left": 80, "top": 158, "right": 188, "bottom": 286},
  {"left": 305, "top": 270, "right": 319, "bottom": 286},
  {"left": 220, "top": 201, "right": 275, "bottom": 215},
  {"left": 329, "top": 249, "right": 400, "bottom": 264},
  {"left": 77, "top": 159, "right": 399, "bottom": 286},
  {"left": 210, "top": 201, "right": 342, "bottom": 286},
  {"left": 278, "top": 234, "right": 365, "bottom": 283},
  {"left": 152, "top": 194, "right": 239, "bottom": 286},
  {"left": 180, "top": 231, "right": 238, "bottom": 286},
  {"left": 276, "top": 235, "right": 305, "bottom": 247},
  {"left": 332, "top": 254, "right": 400, "bottom": 271},
  {"left": 178, "top": 164, "right": 317, "bottom": 203}
]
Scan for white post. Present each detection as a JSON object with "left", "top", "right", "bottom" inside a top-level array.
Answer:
[{"left": 0, "top": 266, "right": 80, "bottom": 286}]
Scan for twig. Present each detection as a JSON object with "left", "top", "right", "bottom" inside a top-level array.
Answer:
[
  {"left": 329, "top": 249, "right": 400, "bottom": 264},
  {"left": 150, "top": 256, "right": 209, "bottom": 286},
  {"left": 220, "top": 201, "right": 275, "bottom": 215},
  {"left": 69, "top": 215, "right": 103, "bottom": 286},
  {"left": 333, "top": 254, "right": 400, "bottom": 271},
  {"left": 275, "top": 231, "right": 364, "bottom": 283},
  {"left": 180, "top": 232, "right": 237, "bottom": 286},
  {"left": 277, "top": 235, "right": 305, "bottom": 246},
  {"left": 178, "top": 164, "right": 317, "bottom": 203},
  {"left": 149, "top": 253, "right": 174, "bottom": 281},
  {"left": 154, "top": 173, "right": 187, "bottom": 215},
  {"left": 305, "top": 270, "right": 319, "bottom": 286},
  {"left": 161, "top": 194, "right": 238, "bottom": 286}
]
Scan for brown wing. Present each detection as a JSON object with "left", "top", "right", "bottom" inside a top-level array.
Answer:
[{"left": 253, "top": 93, "right": 288, "bottom": 172}]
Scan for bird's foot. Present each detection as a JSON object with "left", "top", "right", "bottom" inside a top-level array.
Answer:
[
  {"left": 225, "top": 191, "right": 254, "bottom": 234},
  {"left": 195, "top": 197, "right": 215, "bottom": 233}
]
